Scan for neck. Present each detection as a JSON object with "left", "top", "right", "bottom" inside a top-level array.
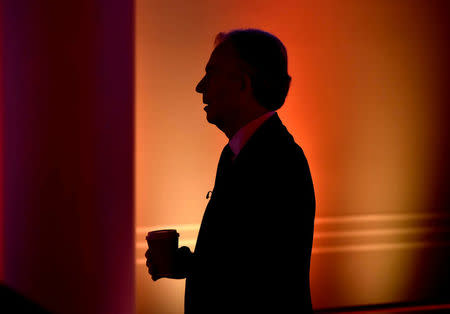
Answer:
[{"left": 222, "top": 108, "right": 270, "bottom": 139}]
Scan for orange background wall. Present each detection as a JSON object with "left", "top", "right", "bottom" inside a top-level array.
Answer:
[{"left": 135, "top": 1, "right": 449, "bottom": 313}]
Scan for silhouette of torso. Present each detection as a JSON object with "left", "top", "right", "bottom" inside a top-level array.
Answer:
[{"left": 185, "top": 113, "right": 315, "bottom": 314}]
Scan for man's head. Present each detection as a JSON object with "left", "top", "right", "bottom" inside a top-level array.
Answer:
[{"left": 196, "top": 28, "right": 291, "bottom": 138}]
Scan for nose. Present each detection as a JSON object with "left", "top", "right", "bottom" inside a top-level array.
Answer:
[{"left": 195, "top": 76, "right": 205, "bottom": 94}]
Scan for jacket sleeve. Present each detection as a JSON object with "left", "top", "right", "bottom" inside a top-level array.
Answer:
[{"left": 174, "top": 246, "right": 194, "bottom": 279}]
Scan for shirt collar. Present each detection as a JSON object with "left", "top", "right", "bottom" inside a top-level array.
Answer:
[{"left": 228, "top": 111, "right": 276, "bottom": 158}]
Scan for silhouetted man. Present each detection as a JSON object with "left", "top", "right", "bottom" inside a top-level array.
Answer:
[{"left": 146, "top": 28, "right": 315, "bottom": 314}]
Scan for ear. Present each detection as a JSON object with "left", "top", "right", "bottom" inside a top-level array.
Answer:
[{"left": 240, "top": 72, "right": 252, "bottom": 93}]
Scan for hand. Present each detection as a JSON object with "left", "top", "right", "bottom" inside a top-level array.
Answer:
[
  {"left": 145, "top": 249, "right": 162, "bottom": 281},
  {"left": 145, "top": 246, "right": 193, "bottom": 281}
]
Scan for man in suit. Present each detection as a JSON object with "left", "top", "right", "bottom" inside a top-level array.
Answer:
[{"left": 146, "top": 28, "right": 315, "bottom": 313}]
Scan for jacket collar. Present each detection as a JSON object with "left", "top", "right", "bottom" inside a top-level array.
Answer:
[{"left": 230, "top": 112, "right": 287, "bottom": 168}]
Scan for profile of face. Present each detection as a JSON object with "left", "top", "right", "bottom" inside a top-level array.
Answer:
[{"left": 195, "top": 43, "right": 246, "bottom": 130}]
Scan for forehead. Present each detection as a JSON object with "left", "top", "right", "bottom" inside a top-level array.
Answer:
[{"left": 206, "top": 43, "right": 240, "bottom": 71}]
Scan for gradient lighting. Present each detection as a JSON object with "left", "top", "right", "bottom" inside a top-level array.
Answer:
[{"left": 136, "top": 1, "right": 449, "bottom": 313}]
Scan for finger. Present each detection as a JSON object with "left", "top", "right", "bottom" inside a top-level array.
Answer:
[
  {"left": 150, "top": 270, "right": 161, "bottom": 281},
  {"left": 147, "top": 264, "right": 158, "bottom": 277},
  {"left": 178, "top": 246, "right": 191, "bottom": 255},
  {"left": 151, "top": 275, "right": 160, "bottom": 281}
]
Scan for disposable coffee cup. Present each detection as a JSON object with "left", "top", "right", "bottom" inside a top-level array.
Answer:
[{"left": 146, "top": 229, "right": 179, "bottom": 277}]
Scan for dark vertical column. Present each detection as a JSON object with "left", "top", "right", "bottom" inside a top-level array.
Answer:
[
  {"left": 0, "top": 0, "right": 3, "bottom": 281},
  {"left": 2, "top": 1, "right": 134, "bottom": 313}
]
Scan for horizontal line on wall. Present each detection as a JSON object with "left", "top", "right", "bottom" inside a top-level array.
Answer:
[
  {"left": 135, "top": 226, "right": 450, "bottom": 249},
  {"left": 313, "top": 226, "right": 450, "bottom": 238},
  {"left": 311, "top": 240, "right": 450, "bottom": 254},
  {"left": 135, "top": 240, "right": 450, "bottom": 264},
  {"left": 315, "top": 212, "right": 450, "bottom": 224},
  {"left": 135, "top": 212, "right": 450, "bottom": 260},
  {"left": 135, "top": 212, "right": 450, "bottom": 234}
]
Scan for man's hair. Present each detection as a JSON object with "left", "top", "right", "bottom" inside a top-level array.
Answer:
[{"left": 214, "top": 28, "right": 291, "bottom": 111}]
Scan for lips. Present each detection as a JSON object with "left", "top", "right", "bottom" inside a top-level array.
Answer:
[{"left": 203, "top": 99, "right": 209, "bottom": 110}]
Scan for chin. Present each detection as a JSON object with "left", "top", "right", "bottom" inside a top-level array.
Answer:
[
  {"left": 206, "top": 114, "right": 217, "bottom": 125},
  {"left": 205, "top": 108, "right": 214, "bottom": 122},
  {"left": 206, "top": 112, "right": 223, "bottom": 128}
]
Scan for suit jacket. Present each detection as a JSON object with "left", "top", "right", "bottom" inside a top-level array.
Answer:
[{"left": 185, "top": 112, "right": 316, "bottom": 313}]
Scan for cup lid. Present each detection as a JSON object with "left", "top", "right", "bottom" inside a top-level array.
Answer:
[{"left": 146, "top": 229, "right": 179, "bottom": 240}]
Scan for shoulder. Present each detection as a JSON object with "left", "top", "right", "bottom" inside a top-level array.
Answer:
[{"left": 265, "top": 126, "right": 311, "bottom": 172}]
